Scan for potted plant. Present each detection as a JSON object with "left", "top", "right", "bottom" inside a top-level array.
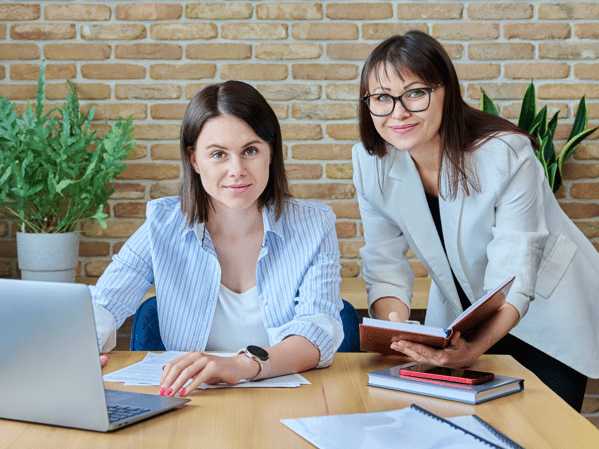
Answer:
[
  {"left": 0, "top": 61, "right": 135, "bottom": 282},
  {"left": 480, "top": 82, "right": 598, "bottom": 193}
]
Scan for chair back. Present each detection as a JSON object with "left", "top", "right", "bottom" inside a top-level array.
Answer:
[{"left": 130, "top": 297, "right": 361, "bottom": 352}]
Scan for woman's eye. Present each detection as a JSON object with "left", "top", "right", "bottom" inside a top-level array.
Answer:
[
  {"left": 407, "top": 89, "right": 427, "bottom": 98},
  {"left": 374, "top": 94, "right": 393, "bottom": 102},
  {"left": 244, "top": 147, "right": 258, "bottom": 156},
  {"left": 211, "top": 151, "right": 225, "bottom": 159}
]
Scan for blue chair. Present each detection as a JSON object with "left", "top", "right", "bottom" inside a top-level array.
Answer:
[{"left": 130, "top": 297, "right": 361, "bottom": 352}]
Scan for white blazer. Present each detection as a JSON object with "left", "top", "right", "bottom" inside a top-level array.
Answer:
[{"left": 352, "top": 133, "right": 599, "bottom": 377}]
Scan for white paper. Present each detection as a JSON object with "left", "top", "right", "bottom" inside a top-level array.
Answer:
[
  {"left": 103, "top": 351, "right": 310, "bottom": 389},
  {"left": 281, "top": 407, "right": 516, "bottom": 449}
]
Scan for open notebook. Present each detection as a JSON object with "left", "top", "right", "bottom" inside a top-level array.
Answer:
[{"left": 281, "top": 404, "right": 524, "bottom": 449}]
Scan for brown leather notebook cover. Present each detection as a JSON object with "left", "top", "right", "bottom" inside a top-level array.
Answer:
[{"left": 359, "top": 277, "right": 514, "bottom": 354}]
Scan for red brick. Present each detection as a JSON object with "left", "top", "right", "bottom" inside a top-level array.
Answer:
[
  {"left": 10, "top": 23, "right": 76, "bottom": 40},
  {"left": 574, "top": 63, "right": 599, "bottom": 80},
  {"left": 110, "top": 183, "right": 146, "bottom": 200},
  {"left": 0, "top": 84, "right": 38, "bottom": 100},
  {"left": 150, "top": 63, "right": 216, "bottom": 80},
  {"left": 335, "top": 221, "right": 357, "bottom": 239},
  {"left": 44, "top": 43, "right": 111, "bottom": 60},
  {"left": 150, "top": 103, "right": 187, "bottom": 120},
  {"left": 539, "top": 43, "right": 599, "bottom": 60},
  {"left": 113, "top": 202, "right": 147, "bottom": 218},
  {"left": 82, "top": 63, "right": 146, "bottom": 80},
  {"left": 256, "top": 43, "right": 322, "bottom": 60},
  {"left": 80, "top": 103, "right": 147, "bottom": 121},
  {"left": 0, "top": 4, "right": 41, "bottom": 21},
  {"left": 256, "top": 3, "right": 322, "bottom": 20},
  {"left": 292, "top": 143, "right": 353, "bottom": 160},
  {"left": 115, "top": 4, "right": 182, "bottom": 20},
  {"left": 327, "top": 43, "right": 379, "bottom": 60},
  {"left": 503, "top": 23, "right": 571, "bottom": 40},
  {"left": 46, "top": 82, "right": 110, "bottom": 101},
  {"left": 326, "top": 3, "right": 392, "bottom": 20},
  {"left": 285, "top": 163, "right": 322, "bottom": 180},
  {"left": 118, "top": 163, "right": 181, "bottom": 181},
  {"left": 187, "top": 43, "right": 250, "bottom": 60},
  {"left": 79, "top": 241, "right": 110, "bottom": 257},
  {"left": 340, "top": 262, "right": 360, "bottom": 278},
  {"left": 396, "top": 3, "right": 462, "bottom": 19},
  {"left": 469, "top": 43, "right": 534, "bottom": 60},
  {"left": 292, "top": 23, "right": 358, "bottom": 40},
  {"left": 10, "top": 63, "right": 76, "bottom": 80},
  {"left": 467, "top": 2, "right": 533, "bottom": 19},
  {"left": 338, "top": 241, "right": 365, "bottom": 258},
  {"left": 292, "top": 64, "right": 358, "bottom": 80},
  {"left": 151, "top": 144, "right": 181, "bottom": 161},
  {"left": 221, "top": 64, "right": 287, "bottom": 81},
  {"left": 150, "top": 23, "right": 217, "bottom": 40},
  {"left": 81, "top": 24, "right": 146, "bottom": 41},
  {"left": 0, "top": 43, "right": 39, "bottom": 60},
  {"left": 326, "top": 124, "right": 359, "bottom": 140},
  {"left": 281, "top": 124, "right": 322, "bottom": 140},
  {"left": 45, "top": 5, "right": 111, "bottom": 21},
  {"left": 115, "top": 84, "right": 181, "bottom": 100},
  {"left": 185, "top": 3, "right": 253, "bottom": 20},
  {"left": 432, "top": 23, "right": 499, "bottom": 40},
  {"left": 150, "top": 182, "right": 180, "bottom": 199},
  {"left": 290, "top": 183, "right": 355, "bottom": 199},
  {"left": 361, "top": 23, "right": 428, "bottom": 41},
  {"left": 115, "top": 43, "right": 182, "bottom": 60}
]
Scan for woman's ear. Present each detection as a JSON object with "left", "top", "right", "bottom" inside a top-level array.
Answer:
[{"left": 188, "top": 146, "right": 200, "bottom": 173}]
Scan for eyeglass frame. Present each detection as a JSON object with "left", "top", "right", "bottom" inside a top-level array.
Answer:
[{"left": 361, "top": 83, "right": 443, "bottom": 116}]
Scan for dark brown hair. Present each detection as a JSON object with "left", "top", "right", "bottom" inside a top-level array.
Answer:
[
  {"left": 180, "top": 81, "right": 289, "bottom": 224},
  {"left": 359, "top": 30, "right": 538, "bottom": 199}
]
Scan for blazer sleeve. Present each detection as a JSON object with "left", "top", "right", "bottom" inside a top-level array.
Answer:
[
  {"left": 352, "top": 144, "right": 415, "bottom": 315},
  {"left": 479, "top": 134, "right": 549, "bottom": 319}
]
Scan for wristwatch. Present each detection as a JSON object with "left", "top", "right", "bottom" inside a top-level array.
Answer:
[{"left": 237, "top": 345, "right": 271, "bottom": 380}]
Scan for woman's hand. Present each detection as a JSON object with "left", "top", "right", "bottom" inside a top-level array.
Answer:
[
  {"left": 159, "top": 351, "right": 260, "bottom": 397},
  {"left": 100, "top": 355, "right": 110, "bottom": 369},
  {"left": 390, "top": 332, "right": 480, "bottom": 368}
]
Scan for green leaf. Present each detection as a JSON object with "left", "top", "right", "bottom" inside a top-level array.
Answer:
[
  {"left": 480, "top": 89, "right": 499, "bottom": 115},
  {"left": 517, "top": 82, "right": 537, "bottom": 133},
  {"left": 558, "top": 126, "right": 599, "bottom": 166},
  {"left": 569, "top": 96, "right": 590, "bottom": 141}
]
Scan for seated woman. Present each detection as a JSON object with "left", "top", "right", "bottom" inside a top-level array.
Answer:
[
  {"left": 353, "top": 30, "right": 599, "bottom": 411},
  {"left": 92, "top": 81, "right": 344, "bottom": 397}
]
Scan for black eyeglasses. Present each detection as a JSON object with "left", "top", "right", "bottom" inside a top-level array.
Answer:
[{"left": 362, "top": 83, "right": 443, "bottom": 116}]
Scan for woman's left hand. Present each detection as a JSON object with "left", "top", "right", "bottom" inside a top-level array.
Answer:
[
  {"left": 159, "top": 351, "right": 260, "bottom": 397},
  {"left": 390, "top": 332, "right": 480, "bottom": 368}
]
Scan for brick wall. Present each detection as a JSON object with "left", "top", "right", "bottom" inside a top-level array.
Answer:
[{"left": 0, "top": 1, "right": 598, "bottom": 282}]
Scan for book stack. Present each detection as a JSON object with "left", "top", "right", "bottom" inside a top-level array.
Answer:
[{"left": 367, "top": 362, "right": 524, "bottom": 405}]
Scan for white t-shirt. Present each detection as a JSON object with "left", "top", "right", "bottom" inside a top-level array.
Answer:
[{"left": 205, "top": 284, "right": 271, "bottom": 351}]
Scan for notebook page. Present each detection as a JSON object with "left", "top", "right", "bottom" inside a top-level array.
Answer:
[{"left": 281, "top": 407, "right": 507, "bottom": 449}]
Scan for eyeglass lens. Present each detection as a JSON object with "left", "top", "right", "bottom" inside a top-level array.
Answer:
[{"left": 367, "top": 88, "right": 432, "bottom": 116}]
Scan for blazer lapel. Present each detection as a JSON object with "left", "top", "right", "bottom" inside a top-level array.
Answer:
[{"left": 388, "top": 152, "right": 462, "bottom": 310}]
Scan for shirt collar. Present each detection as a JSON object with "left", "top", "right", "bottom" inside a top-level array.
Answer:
[{"left": 183, "top": 205, "right": 286, "bottom": 247}]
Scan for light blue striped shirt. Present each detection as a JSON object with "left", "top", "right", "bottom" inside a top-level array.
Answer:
[{"left": 90, "top": 196, "right": 344, "bottom": 368}]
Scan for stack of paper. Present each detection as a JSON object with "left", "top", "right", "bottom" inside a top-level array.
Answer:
[{"left": 103, "top": 351, "right": 310, "bottom": 389}]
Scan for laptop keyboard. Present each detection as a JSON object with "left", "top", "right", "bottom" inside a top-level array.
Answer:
[{"left": 107, "top": 404, "right": 151, "bottom": 423}]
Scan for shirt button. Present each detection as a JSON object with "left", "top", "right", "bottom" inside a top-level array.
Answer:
[{"left": 262, "top": 300, "right": 268, "bottom": 306}]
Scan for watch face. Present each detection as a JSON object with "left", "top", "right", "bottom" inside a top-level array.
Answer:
[{"left": 247, "top": 345, "right": 269, "bottom": 361}]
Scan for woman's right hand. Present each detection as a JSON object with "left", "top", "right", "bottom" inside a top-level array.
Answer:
[{"left": 100, "top": 355, "right": 110, "bottom": 369}]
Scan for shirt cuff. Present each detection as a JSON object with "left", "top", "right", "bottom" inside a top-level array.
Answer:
[{"left": 92, "top": 302, "right": 117, "bottom": 353}]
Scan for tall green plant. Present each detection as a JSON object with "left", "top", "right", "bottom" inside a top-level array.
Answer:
[
  {"left": 480, "top": 82, "right": 598, "bottom": 193},
  {"left": 0, "top": 61, "right": 136, "bottom": 233}
]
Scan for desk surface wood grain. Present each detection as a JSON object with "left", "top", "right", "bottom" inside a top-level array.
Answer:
[{"left": 1, "top": 352, "right": 597, "bottom": 448}]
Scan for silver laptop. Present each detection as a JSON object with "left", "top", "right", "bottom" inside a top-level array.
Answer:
[{"left": 0, "top": 278, "right": 189, "bottom": 432}]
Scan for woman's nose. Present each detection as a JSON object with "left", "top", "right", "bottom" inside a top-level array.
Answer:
[{"left": 228, "top": 156, "right": 246, "bottom": 177}]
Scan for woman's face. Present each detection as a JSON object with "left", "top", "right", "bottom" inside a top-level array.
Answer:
[
  {"left": 367, "top": 65, "right": 444, "bottom": 160},
  {"left": 190, "top": 114, "right": 271, "bottom": 216}
]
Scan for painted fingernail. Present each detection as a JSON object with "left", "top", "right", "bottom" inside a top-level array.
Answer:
[
  {"left": 162, "top": 365, "right": 166, "bottom": 371},
  {"left": 166, "top": 388, "right": 173, "bottom": 396},
  {"left": 179, "top": 388, "right": 186, "bottom": 397},
  {"left": 159, "top": 387, "right": 165, "bottom": 396}
]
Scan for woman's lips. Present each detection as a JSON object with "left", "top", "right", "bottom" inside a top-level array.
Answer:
[
  {"left": 227, "top": 184, "right": 251, "bottom": 194},
  {"left": 390, "top": 123, "right": 418, "bottom": 134}
]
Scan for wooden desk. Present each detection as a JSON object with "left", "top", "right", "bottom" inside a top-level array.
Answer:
[{"left": 2, "top": 352, "right": 597, "bottom": 448}]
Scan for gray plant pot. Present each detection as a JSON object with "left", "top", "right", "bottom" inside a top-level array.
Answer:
[{"left": 17, "top": 232, "right": 80, "bottom": 283}]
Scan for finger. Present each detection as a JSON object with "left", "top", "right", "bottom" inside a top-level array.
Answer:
[
  {"left": 165, "top": 358, "right": 210, "bottom": 397},
  {"left": 100, "top": 355, "right": 110, "bottom": 368},
  {"left": 392, "top": 340, "right": 439, "bottom": 364},
  {"left": 160, "top": 351, "right": 198, "bottom": 387}
]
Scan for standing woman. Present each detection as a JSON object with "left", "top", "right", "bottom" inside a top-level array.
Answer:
[
  {"left": 353, "top": 30, "right": 599, "bottom": 411},
  {"left": 92, "top": 81, "right": 344, "bottom": 396}
]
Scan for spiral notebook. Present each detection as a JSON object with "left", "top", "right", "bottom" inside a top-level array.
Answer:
[{"left": 281, "top": 404, "right": 524, "bottom": 449}]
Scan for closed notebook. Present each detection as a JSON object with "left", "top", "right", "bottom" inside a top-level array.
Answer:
[
  {"left": 367, "top": 362, "right": 524, "bottom": 405},
  {"left": 281, "top": 404, "right": 524, "bottom": 449},
  {"left": 360, "top": 276, "right": 515, "bottom": 354}
]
